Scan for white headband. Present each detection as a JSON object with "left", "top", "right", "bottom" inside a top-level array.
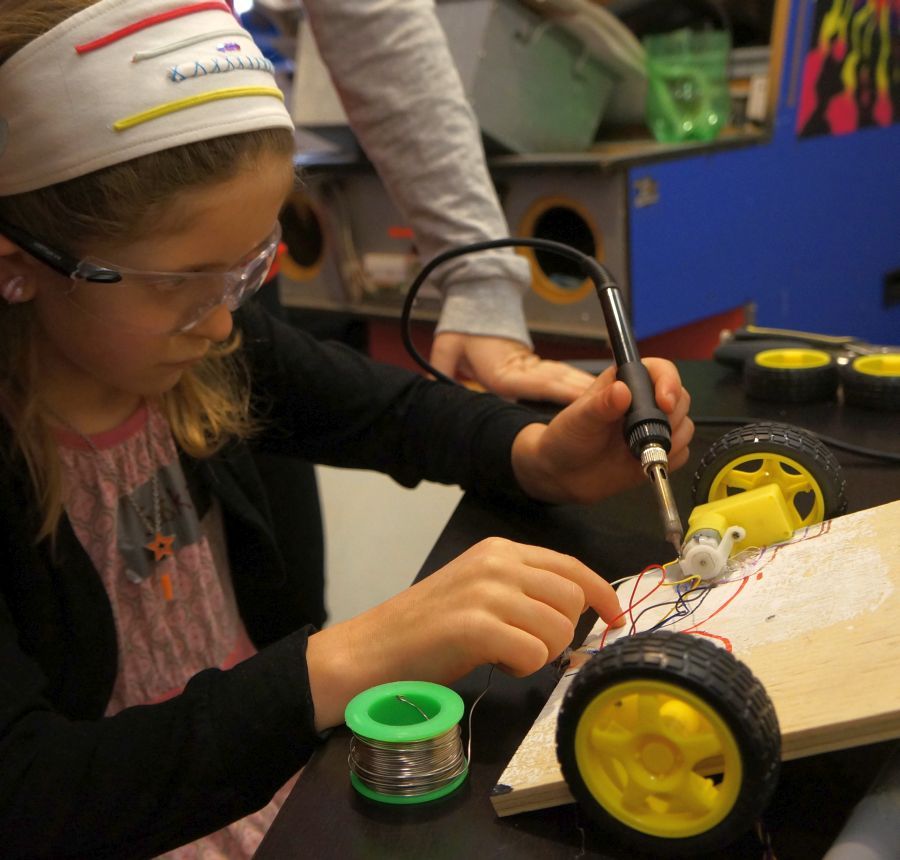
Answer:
[{"left": 0, "top": 0, "right": 295, "bottom": 196}]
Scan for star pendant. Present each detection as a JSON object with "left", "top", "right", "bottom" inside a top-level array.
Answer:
[{"left": 145, "top": 531, "right": 176, "bottom": 562}]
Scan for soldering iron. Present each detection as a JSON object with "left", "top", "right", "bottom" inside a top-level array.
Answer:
[{"left": 401, "top": 237, "right": 685, "bottom": 555}]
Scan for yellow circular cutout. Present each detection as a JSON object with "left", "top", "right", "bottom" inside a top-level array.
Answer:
[
  {"left": 517, "top": 196, "right": 602, "bottom": 305},
  {"left": 707, "top": 452, "right": 826, "bottom": 527},
  {"left": 753, "top": 348, "right": 831, "bottom": 370},
  {"left": 852, "top": 354, "right": 900, "bottom": 378},
  {"left": 573, "top": 678, "right": 742, "bottom": 839}
]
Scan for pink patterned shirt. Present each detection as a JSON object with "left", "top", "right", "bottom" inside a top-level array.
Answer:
[{"left": 56, "top": 402, "right": 291, "bottom": 859}]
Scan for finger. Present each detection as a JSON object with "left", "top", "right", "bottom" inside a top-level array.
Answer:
[
  {"left": 516, "top": 564, "right": 587, "bottom": 620},
  {"left": 644, "top": 358, "right": 684, "bottom": 413},
  {"left": 537, "top": 376, "right": 631, "bottom": 451},
  {"left": 575, "top": 377, "right": 634, "bottom": 431},
  {"left": 668, "top": 420, "right": 694, "bottom": 471},
  {"left": 512, "top": 544, "right": 624, "bottom": 624},
  {"left": 482, "top": 619, "right": 554, "bottom": 678},
  {"left": 584, "top": 360, "right": 685, "bottom": 420},
  {"left": 429, "top": 336, "right": 465, "bottom": 377},
  {"left": 669, "top": 387, "right": 692, "bottom": 425},
  {"left": 501, "top": 595, "right": 578, "bottom": 660}
]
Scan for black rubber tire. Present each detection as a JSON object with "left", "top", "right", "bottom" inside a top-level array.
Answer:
[
  {"left": 840, "top": 355, "right": 900, "bottom": 411},
  {"left": 691, "top": 422, "right": 847, "bottom": 521},
  {"left": 743, "top": 349, "right": 838, "bottom": 403},
  {"left": 556, "top": 632, "right": 780, "bottom": 857}
]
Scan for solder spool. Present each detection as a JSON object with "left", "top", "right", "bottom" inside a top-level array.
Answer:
[{"left": 344, "top": 681, "right": 468, "bottom": 804}]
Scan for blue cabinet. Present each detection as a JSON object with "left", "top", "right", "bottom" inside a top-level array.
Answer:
[{"left": 628, "top": 0, "right": 900, "bottom": 343}]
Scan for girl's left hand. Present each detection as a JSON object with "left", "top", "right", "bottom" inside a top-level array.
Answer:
[{"left": 510, "top": 358, "right": 693, "bottom": 504}]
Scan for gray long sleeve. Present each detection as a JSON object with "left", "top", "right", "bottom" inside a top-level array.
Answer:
[{"left": 301, "top": 0, "right": 533, "bottom": 347}]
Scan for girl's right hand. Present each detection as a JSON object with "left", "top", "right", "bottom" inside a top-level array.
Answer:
[{"left": 306, "top": 537, "right": 623, "bottom": 730}]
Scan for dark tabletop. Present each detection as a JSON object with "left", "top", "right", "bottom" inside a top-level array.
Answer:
[{"left": 256, "top": 361, "right": 900, "bottom": 860}]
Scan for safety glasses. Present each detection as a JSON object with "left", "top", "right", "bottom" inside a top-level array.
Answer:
[{"left": 0, "top": 215, "right": 281, "bottom": 334}]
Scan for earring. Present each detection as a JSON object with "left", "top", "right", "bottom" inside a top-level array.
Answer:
[{"left": 1, "top": 275, "right": 26, "bottom": 303}]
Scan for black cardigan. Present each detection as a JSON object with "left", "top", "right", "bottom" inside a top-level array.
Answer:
[{"left": 0, "top": 306, "right": 539, "bottom": 859}]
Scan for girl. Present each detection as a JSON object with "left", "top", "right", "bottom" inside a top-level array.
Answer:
[{"left": 0, "top": 1, "right": 693, "bottom": 857}]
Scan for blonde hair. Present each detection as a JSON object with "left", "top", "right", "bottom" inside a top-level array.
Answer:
[{"left": 0, "top": 0, "right": 296, "bottom": 540}]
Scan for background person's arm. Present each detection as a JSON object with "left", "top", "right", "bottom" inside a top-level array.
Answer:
[{"left": 301, "top": 0, "right": 595, "bottom": 402}]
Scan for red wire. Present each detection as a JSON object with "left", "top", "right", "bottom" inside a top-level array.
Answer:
[
  {"left": 75, "top": 1, "right": 233, "bottom": 54},
  {"left": 599, "top": 565, "right": 666, "bottom": 649},
  {"left": 682, "top": 576, "right": 750, "bottom": 634}
]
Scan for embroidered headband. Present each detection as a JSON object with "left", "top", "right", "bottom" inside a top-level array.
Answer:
[{"left": 0, "top": 0, "right": 295, "bottom": 196}]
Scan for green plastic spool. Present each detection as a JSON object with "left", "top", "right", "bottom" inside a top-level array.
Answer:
[{"left": 344, "top": 680, "right": 468, "bottom": 805}]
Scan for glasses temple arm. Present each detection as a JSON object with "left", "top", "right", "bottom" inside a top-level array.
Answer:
[{"left": 0, "top": 216, "right": 120, "bottom": 282}]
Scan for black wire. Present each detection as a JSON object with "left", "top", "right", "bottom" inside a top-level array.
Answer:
[
  {"left": 651, "top": 584, "right": 715, "bottom": 632},
  {"left": 400, "top": 237, "right": 616, "bottom": 385},
  {"left": 692, "top": 416, "right": 900, "bottom": 463},
  {"left": 399, "top": 238, "right": 900, "bottom": 466},
  {"left": 628, "top": 597, "right": 684, "bottom": 635},
  {"left": 629, "top": 584, "right": 714, "bottom": 635}
]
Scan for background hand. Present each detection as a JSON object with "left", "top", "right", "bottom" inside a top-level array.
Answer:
[
  {"left": 511, "top": 358, "right": 693, "bottom": 504},
  {"left": 430, "top": 332, "right": 596, "bottom": 404}
]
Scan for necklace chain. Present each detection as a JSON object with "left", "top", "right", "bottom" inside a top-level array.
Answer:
[{"left": 44, "top": 402, "right": 176, "bottom": 567}]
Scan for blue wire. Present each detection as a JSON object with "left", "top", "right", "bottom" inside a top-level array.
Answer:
[{"left": 628, "top": 582, "right": 714, "bottom": 635}]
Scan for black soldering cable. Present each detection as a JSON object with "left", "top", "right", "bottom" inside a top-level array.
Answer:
[
  {"left": 691, "top": 417, "right": 900, "bottom": 464},
  {"left": 401, "top": 237, "right": 615, "bottom": 385},
  {"left": 400, "top": 241, "right": 900, "bottom": 467}
]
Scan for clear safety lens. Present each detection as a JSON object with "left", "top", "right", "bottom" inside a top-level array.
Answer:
[{"left": 67, "top": 223, "right": 281, "bottom": 335}]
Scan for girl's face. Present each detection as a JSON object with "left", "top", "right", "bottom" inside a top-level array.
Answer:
[{"left": 29, "top": 151, "right": 294, "bottom": 417}]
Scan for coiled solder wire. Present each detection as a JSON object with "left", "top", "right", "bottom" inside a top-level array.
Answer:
[
  {"left": 345, "top": 681, "right": 470, "bottom": 804},
  {"left": 349, "top": 724, "right": 467, "bottom": 797}
]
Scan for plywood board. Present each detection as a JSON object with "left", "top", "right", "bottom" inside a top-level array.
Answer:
[{"left": 491, "top": 499, "right": 900, "bottom": 817}]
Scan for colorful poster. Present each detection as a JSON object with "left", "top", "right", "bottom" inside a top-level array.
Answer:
[{"left": 797, "top": 0, "right": 900, "bottom": 137}]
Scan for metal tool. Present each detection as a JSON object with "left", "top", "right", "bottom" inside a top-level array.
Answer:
[
  {"left": 594, "top": 281, "right": 684, "bottom": 555},
  {"left": 714, "top": 324, "right": 900, "bottom": 368}
]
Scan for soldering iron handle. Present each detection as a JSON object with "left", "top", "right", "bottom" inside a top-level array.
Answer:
[
  {"left": 617, "top": 362, "right": 672, "bottom": 455},
  {"left": 596, "top": 285, "right": 639, "bottom": 366},
  {"left": 595, "top": 286, "right": 672, "bottom": 457}
]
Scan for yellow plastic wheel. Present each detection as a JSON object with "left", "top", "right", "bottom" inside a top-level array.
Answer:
[
  {"left": 705, "top": 452, "right": 826, "bottom": 528},
  {"left": 753, "top": 348, "right": 831, "bottom": 370},
  {"left": 692, "top": 422, "right": 847, "bottom": 525},
  {"left": 841, "top": 355, "right": 900, "bottom": 411},
  {"left": 573, "top": 679, "right": 742, "bottom": 839},
  {"left": 557, "top": 632, "right": 780, "bottom": 857},
  {"left": 743, "top": 349, "right": 838, "bottom": 403}
]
